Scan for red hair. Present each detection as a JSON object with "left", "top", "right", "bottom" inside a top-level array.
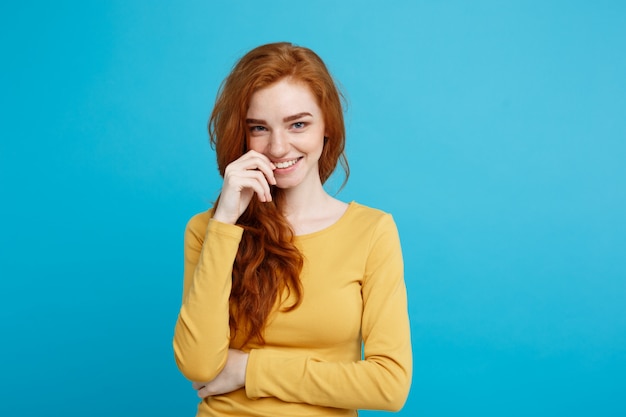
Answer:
[{"left": 209, "top": 42, "right": 349, "bottom": 346}]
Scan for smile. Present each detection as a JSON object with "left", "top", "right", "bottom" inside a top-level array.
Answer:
[{"left": 274, "top": 158, "right": 301, "bottom": 169}]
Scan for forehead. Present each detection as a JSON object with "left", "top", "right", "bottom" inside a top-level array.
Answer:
[{"left": 247, "top": 79, "right": 321, "bottom": 117}]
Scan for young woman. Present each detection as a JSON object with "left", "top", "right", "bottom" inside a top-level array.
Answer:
[{"left": 173, "top": 42, "right": 412, "bottom": 416}]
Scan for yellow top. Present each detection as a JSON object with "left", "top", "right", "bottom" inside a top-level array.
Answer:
[{"left": 173, "top": 202, "right": 412, "bottom": 416}]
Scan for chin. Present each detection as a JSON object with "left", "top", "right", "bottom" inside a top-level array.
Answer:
[{"left": 274, "top": 179, "right": 301, "bottom": 190}]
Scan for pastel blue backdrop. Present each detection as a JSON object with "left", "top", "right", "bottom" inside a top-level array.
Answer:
[{"left": 1, "top": 1, "right": 624, "bottom": 416}]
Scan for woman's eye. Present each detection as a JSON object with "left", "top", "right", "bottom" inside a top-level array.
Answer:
[
  {"left": 292, "top": 122, "right": 306, "bottom": 129},
  {"left": 250, "top": 126, "right": 266, "bottom": 132}
]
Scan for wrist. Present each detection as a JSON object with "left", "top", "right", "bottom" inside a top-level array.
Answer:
[{"left": 212, "top": 209, "right": 237, "bottom": 225}]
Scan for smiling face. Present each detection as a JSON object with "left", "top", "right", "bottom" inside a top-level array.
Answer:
[{"left": 246, "top": 78, "right": 326, "bottom": 192}]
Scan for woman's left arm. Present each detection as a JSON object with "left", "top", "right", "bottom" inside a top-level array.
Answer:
[{"left": 243, "top": 214, "right": 412, "bottom": 411}]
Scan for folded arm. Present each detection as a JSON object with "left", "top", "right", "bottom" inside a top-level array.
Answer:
[
  {"left": 173, "top": 215, "right": 243, "bottom": 382},
  {"left": 245, "top": 214, "right": 412, "bottom": 411}
]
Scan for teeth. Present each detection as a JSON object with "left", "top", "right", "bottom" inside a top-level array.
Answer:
[{"left": 274, "top": 158, "right": 299, "bottom": 169}]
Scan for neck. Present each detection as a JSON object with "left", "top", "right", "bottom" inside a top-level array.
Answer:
[{"left": 280, "top": 181, "right": 330, "bottom": 218}]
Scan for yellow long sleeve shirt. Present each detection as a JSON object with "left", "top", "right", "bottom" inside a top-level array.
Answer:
[{"left": 173, "top": 202, "right": 412, "bottom": 416}]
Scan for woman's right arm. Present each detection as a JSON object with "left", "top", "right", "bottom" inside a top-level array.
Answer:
[
  {"left": 173, "top": 150, "right": 275, "bottom": 382},
  {"left": 173, "top": 214, "right": 243, "bottom": 382}
]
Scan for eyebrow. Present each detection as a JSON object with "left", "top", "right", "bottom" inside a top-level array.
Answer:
[
  {"left": 283, "top": 112, "right": 313, "bottom": 122},
  {"left": 245, "top": 112, "right": 313, "bottom": 125}
]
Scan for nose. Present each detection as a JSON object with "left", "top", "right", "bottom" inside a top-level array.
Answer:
[{"left": 268, "top": 129, "right": 288, "bottom": 157}]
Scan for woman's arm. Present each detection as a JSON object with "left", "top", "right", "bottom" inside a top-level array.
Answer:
[
  {"left": 174, "top": 150, "right": 276, "bottom": 383},
  {"left": 173, "top": 214, "right": 244, "bottom": 382},
  {"left": 244, "top": 214, "right": 412, "bottom": 411}
]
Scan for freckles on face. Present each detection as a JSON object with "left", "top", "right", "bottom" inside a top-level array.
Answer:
[
  {"left": 245, "top": 79, "right": 326, "bottom": 156},
  {"left": 245, "top": 78, "right": 327, "bottom": 189}
]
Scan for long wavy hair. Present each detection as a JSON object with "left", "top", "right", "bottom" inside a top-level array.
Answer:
[{"left": 208, "top": 42, "right": 349, "bottom": 346}]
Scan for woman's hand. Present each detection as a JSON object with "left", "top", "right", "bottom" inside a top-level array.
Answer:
[
  {"left": 213, "top": 150, "right": 276, "bottom": 224},
  {"left": 192, "top": 349, "right": 249, "bottom": 398}
]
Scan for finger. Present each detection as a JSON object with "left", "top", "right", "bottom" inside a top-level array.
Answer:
[
  {"left": 225, "top": 162, "right": 273, "bottom": 193},
  {"left": 235, "top": 152, "right": 276, "bottom": 186},
  {"left": 248, "top": 170, "right": 273, "bottom": 202},
  {"left": 191, "top": 381, "right": 206, "bottom": 390},
  {"left": 197, "top": 385, "right": 213, "bottom": 398},
  {"left": 228, "top": 171, "right": 272, "bottom": 202},
  {"left": 253, "top": 159, "right": 277, "bottom": 186}
]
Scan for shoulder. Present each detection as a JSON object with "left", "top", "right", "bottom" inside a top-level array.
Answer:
[
  {"left": 336, "top": 202, "right": 400, "bottom": 244},
  {"left": 347, "top": 202, "right": 397, "bottom": 228}
]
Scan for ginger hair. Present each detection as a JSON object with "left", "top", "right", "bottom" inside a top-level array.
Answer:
[{"left": 208, "top": 42, "right": 349, "bottom": 345}]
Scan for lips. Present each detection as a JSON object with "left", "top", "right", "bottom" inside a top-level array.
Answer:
[{"left": 273, "top": 157, "right": 301, "bottom": 169}]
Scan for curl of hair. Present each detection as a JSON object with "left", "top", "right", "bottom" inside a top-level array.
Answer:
[{"left": 208, "top": 42, "right": 349, "bottom": 346}]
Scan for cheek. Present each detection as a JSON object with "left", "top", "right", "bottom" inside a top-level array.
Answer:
[
  {"left": 247, "top": 137, "right": 265, "bottom": 153},
  {"left": 314, "top": 134, "right": 326, "bottom": 155}
]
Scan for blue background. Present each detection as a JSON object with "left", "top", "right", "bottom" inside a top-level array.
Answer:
[{"left": 1, "top": 1, "right": 625, "bottom": 416}]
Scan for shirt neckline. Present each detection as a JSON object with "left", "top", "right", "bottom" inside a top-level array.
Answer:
[{"left": 294, "top": 201, "right": 357, "bottom": 240}]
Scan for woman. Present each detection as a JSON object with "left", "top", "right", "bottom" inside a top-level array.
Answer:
[{"left": 173, "top": 42, "right": 412, "bottom": 416}]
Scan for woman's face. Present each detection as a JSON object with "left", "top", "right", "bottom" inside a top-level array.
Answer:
[{"left": 246, "top": 78, "right": 326, "bottom": 192}]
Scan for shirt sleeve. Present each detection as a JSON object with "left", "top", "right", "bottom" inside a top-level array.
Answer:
[
  {"left": 244, "top": 214, "right": 412, "bottom": 411},
  {"left": 173, "top": 215, "right": 244, "bottom": 382}
]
